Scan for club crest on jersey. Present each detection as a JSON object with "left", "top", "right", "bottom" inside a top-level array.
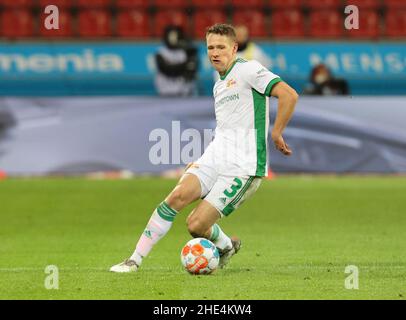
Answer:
[{"left": 226, "top": 79, "right": 237, "bottom": 88}]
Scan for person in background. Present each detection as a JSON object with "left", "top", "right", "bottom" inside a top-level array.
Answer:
[
  {"left": 155, "top": 25, "right": 198, "bottom": 97},
  {"left": 234, "top": 24, "right": 271, "bottom": 69},
  {"left": 304, "top": 64, "right": 349, "bottom": 96}
]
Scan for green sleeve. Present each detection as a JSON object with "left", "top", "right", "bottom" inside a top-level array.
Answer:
[{"left": 265, "top": 78, "right": 283, "bottom": 96}]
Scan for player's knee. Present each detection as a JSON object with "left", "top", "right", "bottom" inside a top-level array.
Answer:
[
  {"left": 187, "top": 217, "right": 206, "bottom": 238},
  {"left": 186, "top": 212, "right": 193, "bottom": 226},
  {"left": 166, "top": 186, "right": 189, "bottom": 210}
]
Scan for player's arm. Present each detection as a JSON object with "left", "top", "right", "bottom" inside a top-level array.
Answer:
[
  {"left": 269, "top": 81, "right": 299, "bottom": 156},
  {"left": 243, "top": 60, "right": 298, "bottom": 155}
]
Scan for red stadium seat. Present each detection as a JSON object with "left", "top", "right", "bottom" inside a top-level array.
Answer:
[
  {"left": 193, "top": 10, "right": 227, "bottom": 39},
  {"left": 306, "top": 0, "right": 340, "bottom": 8},
  {"left": 116, "top": 0, "right": 149, "bottom": 8},
  {"left": 268, "top": 0, "right": 302, "bottom": 8},
  {"left": 343, "top": 0, "right": 379, "bottom": 9},
  {"left": 229, "top": 0, "right": 264, "bottom": 8},
  {"left": 39, "top": 0, "right": 72, "bottom": 8},
  {"left": 232, "top": 10, "right": 267, "bottom": 37},
  {"left": 77, "top": 0, "right": 111, "bottom": 7},
  {"left": 346, "top": 10, "right": 380, "bottom": 39},
  {"left": 309, "top": 10, "right": 343, "bottom": 38},
  {"left": 385, "top": 9, "right": 406, "bottom": 37},
  {"left": 78, "top": 9, "right": 112, "bottom": 38},
  {"left": 385, "top": 0, "right": 406, "bottom": 9},
  {"left": 154, "top": 0, "right": 188, "bottom": 8},
  {"left": 39, "top": 10, "right": 73, "bottom": 38},
  {"left": 1, "top": 9, "right": 34, "bottom": 38},
  {"left": 116, "top": 10, "right": 150, "bottom": 38},
  {"left": 271, "top": 9, "right": 304, "bottom": 38},
  {"left": 191, "top": 0, "right": 227, "bottom": 8},
  {"left": 0, "top": 0, "right": 32, "bottom": 7},
  {"left": 154, "top": 10, "right": 188, "bottom": 38}
]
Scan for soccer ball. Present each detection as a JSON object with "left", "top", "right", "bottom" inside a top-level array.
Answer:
[{"left": 180, "top": 238, "right": 220, "bottom": 275}]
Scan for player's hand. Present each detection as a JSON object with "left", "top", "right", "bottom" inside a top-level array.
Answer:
[{"left": 271, "top": 133, "right": 292, "bottom": 156}]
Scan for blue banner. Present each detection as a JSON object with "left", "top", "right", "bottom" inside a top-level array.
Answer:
[
  {"left": 259, "top": 42, "right": 406, "bottom": 76},
  {"left": 0, "top": 42, "right": 405, "bottom": 96}
]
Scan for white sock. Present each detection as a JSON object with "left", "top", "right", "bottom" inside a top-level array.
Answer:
[
  {"left": 130, "top": 202, "right": 177, "bottom": 266},
  {"left": 209, "top": 224, "right": 232, "bottom": 251}
]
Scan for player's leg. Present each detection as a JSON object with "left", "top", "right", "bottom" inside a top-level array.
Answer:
[
  {"left": 187, "top": 175, "right": 263, "bottom": 268},
  {"left": 186, "top": 199, "right": 240, "bottom": 269},
  {"left": 110, "top": 173, "right": 202, "bottom": 273},
  {"left": 186, "top": 201, "right": 232, "bottom": 251},
  {"left": 186, "top": 200, "right": 220, "bottom": 238}
]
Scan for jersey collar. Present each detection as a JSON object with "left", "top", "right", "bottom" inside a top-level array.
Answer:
[{"left": 219, "top": 59, "right": 238, "bottom": 81}]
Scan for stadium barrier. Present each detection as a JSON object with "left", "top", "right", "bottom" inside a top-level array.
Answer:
[{"left": 0, "top": 96, "right": 405, "bottom": 176}]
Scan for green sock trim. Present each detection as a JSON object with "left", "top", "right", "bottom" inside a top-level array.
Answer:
[
  {"left": 210, "top": 224, "right": 220, "bottom": 242},
  {"left": 157, "top": 207, "right": 174, "bottom": 221},
  {"left": 162, "top": 201, "right": 178, "bottom": 215},
  {"left": 157, "top": 202, "right": 178, "bottom": 222}
]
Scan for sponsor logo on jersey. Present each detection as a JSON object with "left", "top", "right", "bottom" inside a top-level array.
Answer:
[
  {"left": 219, "top": 197, "right": 227, "bottom": 204},
  {"left": 216, "top": 93, "right": 240, "bottom": 107},
  {"left": 226, "top": 79, "right": 237, "bottom": 88}
]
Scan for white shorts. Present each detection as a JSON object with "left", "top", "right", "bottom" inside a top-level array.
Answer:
[{"left": 185, "top": 163, "right": 262, "bottom": 217}]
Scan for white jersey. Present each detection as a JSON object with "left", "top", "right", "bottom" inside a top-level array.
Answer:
[{"left": 198, "top": 58, "right": 282, "bottom": 177}]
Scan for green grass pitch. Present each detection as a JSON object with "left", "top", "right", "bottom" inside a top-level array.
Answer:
[{"left": 0, "top": 176, "right": 405, "bottom": 300}]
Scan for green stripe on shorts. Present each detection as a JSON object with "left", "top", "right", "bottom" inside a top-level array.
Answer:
[
  {"left": 221, "top": 177, "right": 255, "bottom": 216},
  {"left": 230, "top": 177, "right": 255, "bottom": 206}
]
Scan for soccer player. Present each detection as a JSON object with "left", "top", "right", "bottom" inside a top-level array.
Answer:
[{"left": 110, "top": 24, "right": 298, "bottom": 273}]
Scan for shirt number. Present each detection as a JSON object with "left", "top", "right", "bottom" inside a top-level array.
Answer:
[{"left": 224, "top": 178, "right": 243, "bottom": 198}]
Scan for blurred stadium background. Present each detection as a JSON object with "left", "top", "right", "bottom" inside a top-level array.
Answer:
[{"left": 0, "top": 0, "right": 405, "bottom": 176}]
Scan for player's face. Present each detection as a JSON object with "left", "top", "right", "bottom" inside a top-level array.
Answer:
[{"left": 206, "top": 34, "right": 237, "bottom": 75}]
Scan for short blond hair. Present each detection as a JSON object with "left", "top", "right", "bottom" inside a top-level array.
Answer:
[{"left": 206, "top": 23, "right": 236, "bottom": 42}]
